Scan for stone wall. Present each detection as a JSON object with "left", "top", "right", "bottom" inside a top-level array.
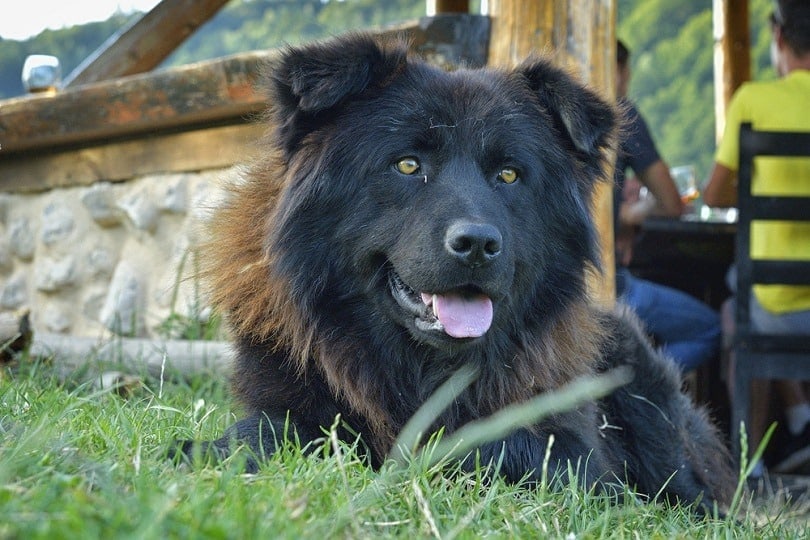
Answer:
[{"left": 0, "top": 168, "right": 236, "bottom": 339}]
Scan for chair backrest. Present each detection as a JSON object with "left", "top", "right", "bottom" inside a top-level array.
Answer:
[{"left": 735, "top": 123, "right": 810, "bottom": 349}]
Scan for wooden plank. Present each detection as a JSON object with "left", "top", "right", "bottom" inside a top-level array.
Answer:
[
  {"left": 0, "top": 50, "right": 276, "bottom": 156},
  {"left": 0, "top": 123, "right": 266, "bottom": 193},
  {"left": 63, "top": 0, "right": 231, "bottom": 87},
  {"left": 487, "top": 0, "right": 616, "bottom": 304},
  {"left": 712, "top": 0, "right": 750, "bottom": 142},
  {"left": 31, "top": 333, "right": 231, "bottom": 376}
]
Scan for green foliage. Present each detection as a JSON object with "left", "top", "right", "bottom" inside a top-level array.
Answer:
[
  {"left": 155, "top": 250, "right": 225, "bottom": 342},
  {"left": 618, "top": 0, "right": 776, "bottom": 181},
  {"left": 163, "top": 0, "right": 423, "bottom": 67}
]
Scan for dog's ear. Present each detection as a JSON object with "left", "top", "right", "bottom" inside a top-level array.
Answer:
[
  {"left": 518, "top": 58, "right": 618, "bottom": 178},
  {"left": 268, "top": 33, "right": 408, "bottom": 156}
]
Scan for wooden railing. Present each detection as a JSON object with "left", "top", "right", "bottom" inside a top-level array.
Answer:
[{"left": 0, "top": 15, "right": 489, "bottom": 194}]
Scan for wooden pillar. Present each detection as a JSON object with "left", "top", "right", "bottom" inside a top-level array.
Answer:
[
  {"left": 488, "top": 0, "right": 617, "bottom": 305},
  {"left": 712, "top": 0, "right": 751, "bottom": 142}
]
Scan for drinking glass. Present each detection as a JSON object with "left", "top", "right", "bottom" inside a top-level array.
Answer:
[{"left": 670, "top": 165, "right": 699, "bottom": 204}]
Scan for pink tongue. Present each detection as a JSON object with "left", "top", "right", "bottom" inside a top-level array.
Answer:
[{"left": 423, "top": 292, "right": 493, "bottom": 338}]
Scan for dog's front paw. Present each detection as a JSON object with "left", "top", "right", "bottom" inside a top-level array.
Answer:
[{"left": 166, "top": 438, "right": 261, "bottom": 473}]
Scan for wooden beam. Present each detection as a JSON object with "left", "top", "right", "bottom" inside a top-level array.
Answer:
[
  {"left": 0, "top": 50, "right": 276, "bottom": 156},
  {"left": 0, "top": 123, "right": 266, "bottom": 193},
  {"left": 712, "top": 0, "right": 750, "bottom": 142},
  {"left": 31, "top": 333, "right": 231, "bottom": 376},
  {"left": 63, "top": 0, "right": 231, "bottom": 87},
  {"left": 487, "top": 0, "right": 616, "bottom": 305}
]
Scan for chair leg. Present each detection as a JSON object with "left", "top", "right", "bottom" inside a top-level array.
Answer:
[{"left": 731, "top": 352, "right": 753, "bottom": 473}]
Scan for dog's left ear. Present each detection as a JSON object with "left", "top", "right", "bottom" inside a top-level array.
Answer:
[
  {"left": 268, "top": 33, "right": 408, "bottom": 156},
  {"left": 518, "top": 58, "right": 617, "bottom": 178}
]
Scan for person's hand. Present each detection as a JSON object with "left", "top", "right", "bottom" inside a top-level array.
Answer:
[
  {"left": 623, "top": 175, "right": 642, "bottom": 204},
  {"left": 615, "top": 220, "right": 637, "bottom": 266},
  {"left": 616, "top": 176, "right": 643, "bottom": 265}
]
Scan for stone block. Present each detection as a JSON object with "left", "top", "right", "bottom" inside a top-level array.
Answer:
[
  {"left": 43, "top": 304, "right": 71, "bottom": 333},
  {"left": 0, "top": 272, "right": 27, "bottom": 309},
  {"left": 41, "top": 203, "right": 75, "bottom": 245},
  {"left": 0, "top": 195, "right": 9, "bottom": 225},
  {"left": 159, "top": 175, "right": 189, "bottom": 214},
  {"left": 81, "top": 182, "right": 122, "bottom": 227},
  {"left": 9, "top": 218, "right": 35, "bottom": 261},
  {"left": 99, "top": 260, "right": 143, "bottom": 336},
  {"left": 0, "top": 237, "right": 12, "bottom": 273},
  {"left": 118, "top": 188, "right": 159, "bottom": 232},
  {"left": 35, "top": 255, "right": 77, "bottom": 292}
]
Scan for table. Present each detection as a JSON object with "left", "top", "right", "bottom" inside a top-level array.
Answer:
[
  {"left": 629, "top": 213, "right": 737, "bottom": 310},
  {"left": 628, "top": 211, "right": 738, "bottom": 423}
]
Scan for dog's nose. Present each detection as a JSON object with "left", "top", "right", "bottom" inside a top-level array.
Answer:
[{"left": 444, "top": 221, "right": 502, "bottom": 268}]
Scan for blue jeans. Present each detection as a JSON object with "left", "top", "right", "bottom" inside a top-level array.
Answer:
[{"left": 618, "top": 267, "right": 721, "bottom": 372}]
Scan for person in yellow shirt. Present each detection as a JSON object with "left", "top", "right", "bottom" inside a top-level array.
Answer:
[{"left": 703, "top": 0, "right": 810, "bottom": 477}]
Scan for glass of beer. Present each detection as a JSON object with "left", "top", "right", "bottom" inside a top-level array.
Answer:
[{"left": 670, "top": 165, "right": 699, "bottom": 204}]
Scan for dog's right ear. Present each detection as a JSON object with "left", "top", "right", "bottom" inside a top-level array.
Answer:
[
  {"left": 518, "top": 57, "right": 618, "bottom": 182},
  {"left": 267, "top": 33, "right": 408, "bottom": 156}
]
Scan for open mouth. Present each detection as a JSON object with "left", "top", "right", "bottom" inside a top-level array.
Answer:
[{"left": 388, "top": 270, "right": 493, "bottom": 339}]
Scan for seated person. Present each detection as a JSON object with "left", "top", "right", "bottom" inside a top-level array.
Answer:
[
  {"left": 614, "top": 39, "right": 721, "bottom": 373},
  {"left": 702, "top": 0, "right": 810, "bottom": 476}
]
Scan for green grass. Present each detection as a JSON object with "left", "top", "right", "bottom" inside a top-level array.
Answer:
[
  {"left": 155, "top": 250, "right": 225, "bottom": 342},
  {"left": 0, "top": 356, "right": 808, "bottom": 539}
]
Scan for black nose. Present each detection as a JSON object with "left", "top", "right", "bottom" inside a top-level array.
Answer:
[{"left": 444, "top": 221, "right": 502, "bottom": 268}]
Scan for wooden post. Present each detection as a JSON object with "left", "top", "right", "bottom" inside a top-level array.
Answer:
[
  {"left": 488, "top": 0, "right": 617, "bottom": 305},
  {"left": 712, "top": 0, "right": 750, "bottom": 142},
  {"left": 63, "top": 0, "right": 230, "bottom": 87}
]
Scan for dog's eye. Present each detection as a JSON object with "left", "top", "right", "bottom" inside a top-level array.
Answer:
[
  {"left": 498, "top": 167, "right": 519, "bottom": 184},
  {"left": 395, "top": 157, "right": 420, "bottom": 175}
]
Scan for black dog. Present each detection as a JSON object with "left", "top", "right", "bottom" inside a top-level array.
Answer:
[{"left": 177, "top": 33, "right": 734, "bottom": 512}]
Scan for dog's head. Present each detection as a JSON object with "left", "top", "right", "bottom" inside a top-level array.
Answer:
[{"left": 220, "top": 33, "right": 617, "bottom": 355}]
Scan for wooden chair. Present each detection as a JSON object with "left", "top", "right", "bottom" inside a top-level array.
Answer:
[{"left": 730, "top": 122, "right": 810, "bottom": 465}]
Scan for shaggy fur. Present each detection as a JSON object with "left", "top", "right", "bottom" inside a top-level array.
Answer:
[{"left": 177, "top": 33, "right": 734, "bottom": 512}]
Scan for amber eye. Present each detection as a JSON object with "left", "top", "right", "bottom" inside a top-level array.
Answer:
[
  {"left": 498, "top": 167, "right": 519, "bottom": 184},
  {"left": 395, "top": 157, "right": 420, "bottom": 175}
]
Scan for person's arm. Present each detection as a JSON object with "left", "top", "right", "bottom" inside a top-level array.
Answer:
[
  {"left": 619, "top": 160, "right": 684, "bottom": 226},
  {"left": 704, "top": 81, "right": 746, "bottom": 208},
  {"left": 702, "top": 162, "right": 738, "bottom": 208}
]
